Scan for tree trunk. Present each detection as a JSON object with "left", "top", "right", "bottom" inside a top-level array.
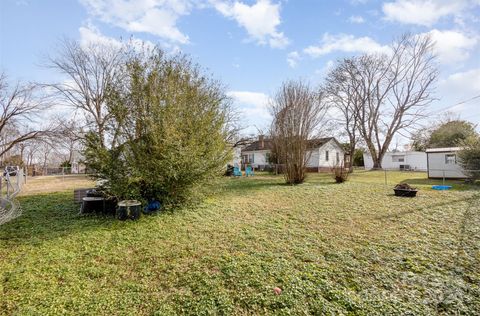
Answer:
[{"left": 371, "top": 155, "right": 382, "bottom": 170}]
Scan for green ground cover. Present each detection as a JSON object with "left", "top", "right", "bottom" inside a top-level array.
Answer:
[{"left": 1, "top": 172, "right": 479, "bottom": 315}]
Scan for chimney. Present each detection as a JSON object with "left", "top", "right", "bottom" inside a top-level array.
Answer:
[{"left": 259, "top": 135, "right": 264, "bottom": 149}]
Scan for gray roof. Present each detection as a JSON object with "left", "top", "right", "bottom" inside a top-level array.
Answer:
[
  {"left": 426, "top": 147, "right": 463, "bottom": 153},
  {"left": 242, "top": 137, "right": 338, "bottom": 153}
]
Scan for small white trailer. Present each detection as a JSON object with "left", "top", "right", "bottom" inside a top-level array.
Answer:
[
  {"left": 426, "top": 147, "right": 467, "bottom": 179},
  {"left": 363, "top": 151, "right": 427, "bottom": 171}
]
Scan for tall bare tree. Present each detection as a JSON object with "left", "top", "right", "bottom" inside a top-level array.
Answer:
[
  {"left": 46, "top": 39, "right": 124, "bottom": 148},
  {"left": 54, "top": 114, "right": 84, "bottom": 163},
  {"left": 23, "top": 139, "right": 42, "bottom": 166},
  {"left": 0, "top": 72, "right": 50, "bottom": 160},
  {"left": 343, "top": 34, "right": 437, "bottom": 169},
  {"left": 270, "top": 80, "right": 329, "bottom": 184},
  {"left": 325, "top": 58, "right": 363, "bottom": 172}
]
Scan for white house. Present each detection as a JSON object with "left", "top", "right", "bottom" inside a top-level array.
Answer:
[
  {"left": 240, "top": 135, "right": 272, "bottom": 170},
  {"left": 363, "top": 151, "right": 427, "bottom": 171},
  {"left": 241, "top": 136, "right": 345, "bottom": 171},
  {"left": 305, "top": 138, "right": 345, "bottom": 171},
  {"left": 426, "top": 147, "right": 467, "bottom": 179}
]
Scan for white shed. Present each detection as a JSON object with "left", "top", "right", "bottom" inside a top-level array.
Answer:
[
  {"left": 426, "top": 147, "right": 467, "bottom": 179},
  {"left": 363, "top": 151, "right": 427, "bottom": 171}
]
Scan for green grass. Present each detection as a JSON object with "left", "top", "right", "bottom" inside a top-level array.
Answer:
[{"left": 1, "top": 172, "right": 479, "bottom": 315}]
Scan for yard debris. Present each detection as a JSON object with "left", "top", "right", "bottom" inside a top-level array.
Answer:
[
  {"left": 273, "top": 287, "right": 282, "bottom": 295},
  {"left": 394, "top": 183, "right": 416, "bottom": 190}
]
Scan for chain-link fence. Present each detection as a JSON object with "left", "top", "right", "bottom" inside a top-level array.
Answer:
[
  {"left": 349, "top": 168, "right": 480, "bottom": 188},
  {"left": 0, "top": 166, "right": 26, "bottom": 225},
  {"left": 27, "top": 166, "right": 93, "bottom": 176}
]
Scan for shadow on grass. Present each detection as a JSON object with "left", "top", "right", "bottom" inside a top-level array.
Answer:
[
  {"left": 0, "top": 192, "right": 115, "bottom": 246},
  {"left": 373, "top": 195, "right": 478, "bottom": 221},
  {"left": 219, "top": 174, "right": 338, "bottom": 195}
]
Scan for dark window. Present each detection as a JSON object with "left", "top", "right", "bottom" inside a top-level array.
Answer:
[
  {"left": 336, "top": 152, "right": 340, "bottom": 163},
  {"left": 325, "top": 150, "right": 329, "bottom": 161},
  {"left": 445, "top": 154, "right": 456, "bottom": 165},
  {"left": 392, "top": 155, "right": 405, "bottom": 163}
]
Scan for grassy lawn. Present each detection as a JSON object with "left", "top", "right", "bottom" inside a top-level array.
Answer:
[{"left": 1, "top": 172, "right": 479, "bottom": 315}]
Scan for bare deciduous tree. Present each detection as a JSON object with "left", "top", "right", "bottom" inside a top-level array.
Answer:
[
  {"left": 270, "top": 80, "right": 329, "bottom": 184},
  {"left": 0, "top": 72, "right": 50, "bottom": 160},
  {"left": 336, "top": 34, "right": 437, "bottom": 169},
  {"left": 46, "top": 39, "right": 124, "bottom": 148},
  {"left": 23, "top": 139, "right": 42, "bottom": 166},
  {"left": 325, "top": 58, "right": 363, "bottom": 172},
  {"left": 54, "top": 114, "right": 84, "bottom": 163}
]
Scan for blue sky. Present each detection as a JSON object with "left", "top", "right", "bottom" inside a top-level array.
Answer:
[{"left": 1, "top": 0, "right": 480, "bottom": 140}]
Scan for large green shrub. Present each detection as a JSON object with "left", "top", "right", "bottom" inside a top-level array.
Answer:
[
  {"left": 84, "top": 48, "right": 232, "bottom": 207},
  {"left": 458, "top": 136, "right": 480, "bottom": 181}
]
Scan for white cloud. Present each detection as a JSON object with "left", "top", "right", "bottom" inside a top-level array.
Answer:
[
  {"left": 433, "top": 68, "right": 480, "bottom": 120},
  {"left": 79, "top": 24, "right": 123, "bottom": 49},
  {"left": 80, "top": 0, "right": 290, "bottom": 48},
  {"left": 228, "top": 91, "right": 270, "bottom": 117},
  {"left": 228, "top": 91, "right": 271, "bottom": 131},
  {"left": 315, "top": 60, "right": 335, "bottom": 76},
  {"left": 382, "top": 0, "right": 478, "bottom": 26},
  {"left": 439, "top": 68, "right": 480, "bottom": 97},
  {"left": 304, "top": 33, "right": 389, "bottom": 57},
  {"left": 79, "top": 23, "right": 158, "bottom": 52},
  {"left": 348, "top": 15, "right": 365, "bottom": 23},
  {"left": 287, "top": 51, "right": 300, "bottom": 68},
  {"left": 79, "top": 0, "right": 194, "bottom": 44},
  {"left": 424, "top": 29, "right": 478, "bottom": 64},
  {"left": 212, "top": 0, "right": 289, "bottom": 49}
]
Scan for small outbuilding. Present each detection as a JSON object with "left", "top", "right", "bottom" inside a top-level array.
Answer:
[{"left": 426, "top": 147, "right": 466, "bottom": 179}]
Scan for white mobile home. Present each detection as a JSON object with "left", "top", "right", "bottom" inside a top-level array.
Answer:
[
  {"left": 426, "top": 147, "right": 466, "bottom": 179},
  {"left": 363, "top": 151, "right": 427, "bottom": 171}
]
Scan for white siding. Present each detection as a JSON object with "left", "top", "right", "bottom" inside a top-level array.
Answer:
[
  {"left": 242, "top": 150, "right": 269, "bottom": 168},
  {"left": 363, "top": 151, "right": 427, "bottom": 171},
  {"left": 230, "top": 147, "right": 242, "bottom": 166},
  {"left": 242, "top": 139, "right": 345, "bottom": 169},
  {"left": 318, "top": 141, "right": 344, "bottom": 168},
  {"left": 427, "top": 152, "right": 466, "bottom": 178},
  {"left": 306, "top": 149, "right": 320, "bottom": 167}
]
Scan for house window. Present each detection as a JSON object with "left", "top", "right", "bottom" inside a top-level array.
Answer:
[
  {"left": 336, "top": 152, "right": 340, "bottom": 164},
  {"left": 242, "top": 154, "right": 254, "bottom": 164},
  {"left": 392, "top": 155, "right": 405, "bottom": 163},
  {"left": 325, "top": 150, "right": 329, "bottom": 161},
  {"left": 445, "top": 154, "right": 456, "bottom": 165},
  {"left": 265, "top": 152, "right": 270, "bottom": 164}
]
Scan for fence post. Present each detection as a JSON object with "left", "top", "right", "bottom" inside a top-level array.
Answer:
[
  {"left": 384, "top": 169, "right": 387, "bottom": 186},
  {"left": 442, "top": 170, "right": 445, "bottom": 186},
  {"left": 6, "top": 174, "right": 10, "bottom": 199}
]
